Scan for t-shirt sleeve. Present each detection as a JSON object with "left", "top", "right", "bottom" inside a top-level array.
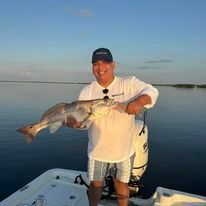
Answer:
[{"left": 130, "top": 76, "right": 159, "bottom": 108}]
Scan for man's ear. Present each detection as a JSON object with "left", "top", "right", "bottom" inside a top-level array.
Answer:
[{"left": 112, "top": 61, "right": 116, "bottom": 71}]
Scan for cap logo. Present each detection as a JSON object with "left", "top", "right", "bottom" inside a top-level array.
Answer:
[{"left": 96, "top": 51, "right": 107, "bottom": 55}]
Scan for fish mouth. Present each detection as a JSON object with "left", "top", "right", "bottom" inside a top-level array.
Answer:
[
  {"left": 103, "top": 98, "right": 116, "bottom": 107},
  {"left": 103, "top": 98, "right": 114, "bottom": 103},
  {"left": 17, "top": 124, "right": 39, "bottom": 144}
]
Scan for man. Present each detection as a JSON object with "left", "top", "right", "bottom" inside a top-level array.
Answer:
[{"left": 67, "top": 48, "right": 158, "bottom": 206}]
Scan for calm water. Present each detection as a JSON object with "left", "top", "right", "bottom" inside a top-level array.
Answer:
[{"left": 0, "top": 82, "right": 206, "bottom": 200}]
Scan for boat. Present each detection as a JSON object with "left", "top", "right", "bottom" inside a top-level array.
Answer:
[
  {"left": 0, "top": 168, "right": 206, "bottom": 206},
  {"left": 1, "top": 120, "right": 206, "bottom": 205}
]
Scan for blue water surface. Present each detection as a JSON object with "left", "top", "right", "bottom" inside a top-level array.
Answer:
[{"left": 0, "top": 82, "right": 205, "bottom": 200}]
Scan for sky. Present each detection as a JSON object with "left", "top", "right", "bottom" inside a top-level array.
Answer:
[{"left": 0, "top": 0, "right": 205, "bottom": 84}]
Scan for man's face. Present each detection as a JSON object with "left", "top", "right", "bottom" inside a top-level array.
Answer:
[{"left": 92, "top": 60, "right": 115, "bottom": 86}]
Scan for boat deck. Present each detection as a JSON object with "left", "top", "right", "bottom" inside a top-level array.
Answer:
[{"left": 1, "top": 169, "right": 206, "bottom": 206}]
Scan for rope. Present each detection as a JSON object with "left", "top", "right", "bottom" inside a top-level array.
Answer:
[{"left": 139, "top": 111, "right": 147, "bottom": 136}]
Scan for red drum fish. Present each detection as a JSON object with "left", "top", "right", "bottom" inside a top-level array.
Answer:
[{"left": 17, "top": 99, "right": 125, "bottom": 143}]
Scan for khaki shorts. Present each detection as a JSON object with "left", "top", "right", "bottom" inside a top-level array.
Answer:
[{"left": 87, "top": 153, "right": 135, "bottom": 183}]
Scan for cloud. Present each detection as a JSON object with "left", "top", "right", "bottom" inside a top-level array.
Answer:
[
  {"left": 0, "top": 63, "right": 46, "bottom": 81},
  {"left": 23, "top": 64, "right": 45, "bottom": 70},
  {"left": 64, "top": 6, "right": 92, "bottom": 17},
  {"left": 139, "top": 66, "right": 161, "bottom": 70},
  {"left": 139, "top": 66, "right": 155, "bottom": 70},
  {"left": 76, "top": 9, "right": 92, "bottom": 17},
  {"left": 0, "top": 63, "right": 94, "bottom": 82},
  {"left": 145, "top": 59, "right": 173, "bottom": 64}
]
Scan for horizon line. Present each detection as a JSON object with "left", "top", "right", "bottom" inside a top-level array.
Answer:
[{"left": 0, "top": 80, "right": 206, "bottom": 87}]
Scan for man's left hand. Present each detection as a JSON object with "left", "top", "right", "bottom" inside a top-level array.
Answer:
[{"left": 126, "top": 101, "right": 142, "bottom": 115}]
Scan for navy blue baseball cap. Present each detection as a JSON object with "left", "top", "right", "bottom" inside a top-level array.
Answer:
[{"left": 92, "top": 48, "right": 113, "bottom": 63}]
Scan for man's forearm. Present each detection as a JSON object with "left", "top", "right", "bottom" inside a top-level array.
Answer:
[{"left": 134, "top": 94, "right": 152, "bottom": 107}]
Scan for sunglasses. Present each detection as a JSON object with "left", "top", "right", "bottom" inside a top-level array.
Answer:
[{"left": 102, "top": 88, "right": 109, "bottom": 100}]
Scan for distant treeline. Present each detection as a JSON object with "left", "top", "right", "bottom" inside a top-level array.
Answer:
[
  {"left": 153, "top": 84, "right": 206, "bottom": 88},
  {"left": 173, "top": 84, "right": 206, "bottom": 88}
]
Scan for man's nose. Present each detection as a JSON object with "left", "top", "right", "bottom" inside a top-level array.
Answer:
[{"left": 98, "top": 62, "right": 105, "bottom": 69}]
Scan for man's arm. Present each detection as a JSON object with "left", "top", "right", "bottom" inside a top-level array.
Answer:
[{"left": 126, "top": 94, "right": 151, "bottom": 115}]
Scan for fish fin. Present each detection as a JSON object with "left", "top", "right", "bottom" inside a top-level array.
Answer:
[
  {"left": 49, "top": 122, "right": 62, "bottom": 133},
  {"left": 41, "top": 103, "right": 70, "bottom": 121}
]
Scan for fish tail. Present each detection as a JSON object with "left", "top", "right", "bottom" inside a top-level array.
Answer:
[{"left": 17, "top": 123, "right": 41, "bottom": 143}]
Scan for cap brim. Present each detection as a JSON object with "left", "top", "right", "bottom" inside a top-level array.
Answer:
[{"left": 92, "top": 59, "right": 113, "bottom": 63}]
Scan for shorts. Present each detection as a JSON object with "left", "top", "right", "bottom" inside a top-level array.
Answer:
[{"left": 87, "top": 153, "right": 135, "bottom": 183}]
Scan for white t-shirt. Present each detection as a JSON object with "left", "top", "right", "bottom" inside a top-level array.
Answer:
[{"left": 79, "top": 76, "right": 158, "bottom": 162}]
